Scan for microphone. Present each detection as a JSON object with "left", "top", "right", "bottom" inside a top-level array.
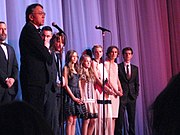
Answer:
[
  {"left": 52, "top": 22, "right": 66, "bottom": 35},
  {"left": 95, "top": 25, "right": 111, "bottom": 32}
]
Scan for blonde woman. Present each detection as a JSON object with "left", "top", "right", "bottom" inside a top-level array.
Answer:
[
  {"left": 79, "top": 54, "right": 98, "bottom": 135},
  {"left": 92, "top": 45, "right": 114, "bottom": 135}
]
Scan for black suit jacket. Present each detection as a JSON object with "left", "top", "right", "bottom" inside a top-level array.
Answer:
[
  {"left": 0, "top": 43, "right": 18, "bottom": 95},
  {"left": 118, "top": 62, "right": 139, "bottom": 100},
  {"left": 19, "top": 22, "right": 52, "bottom": 89},
  {"left": 45, "top": 52, "right": 58, "bottom": 93}
]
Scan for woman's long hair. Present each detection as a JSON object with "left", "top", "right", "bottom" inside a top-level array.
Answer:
[
  {"left": 79, "top": 54, "right": 95, "bottom": 82},
  {"left": 64, "top": 50, "right": 79, "bottom": 78},
  {"left": 106, "top": 45, "right": 119, "bottom": 63}
]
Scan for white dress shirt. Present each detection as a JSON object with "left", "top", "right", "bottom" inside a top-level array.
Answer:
[
  {"left": 124, "top": 62, "right": 131, "bottom": 75},
  {"left": 0, "top": 43, "right": 8, "bottom": 60}
]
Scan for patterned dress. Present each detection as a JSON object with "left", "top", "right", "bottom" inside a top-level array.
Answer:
[
  {"left": 80, "top": 76, "right": 98, "bottom": 119},
  {"left": 64, "top": 73, "right": 86, "bottom": 118}
]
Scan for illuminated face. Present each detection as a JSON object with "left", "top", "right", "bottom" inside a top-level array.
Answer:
[
  {"left": 41, "top": 30, "right": 52, "bottom": 48},
  {"left": 83, "top": 56, "right": 91, "bottom": 69},
  {"left": 71, "top": 52, "right": 78, "bottom": 64},
  {"left": 109, "top": 48, "right": 118, "bottom": 60},
  {"left": 30, "top": 5, "right": 45, "bottom": 26},
  {"left": 94, "top": 47, "right": 103, "bottom": 60},
  {"left": 123, "top": 50, "right": 133, "bottom": 62},
  {"left": 54, "top": 36, "right": 64, "bottom": 52},
  {"left": 0, "top": 23, "right": 7, "bottom": 42}
]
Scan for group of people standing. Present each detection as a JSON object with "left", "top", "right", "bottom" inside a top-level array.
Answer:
[
  {"left": 91, "top": 45, "right": 139, "bottom": 135},
  {"left": 0, "top": 3, "right": 139, "bottom": 135}
]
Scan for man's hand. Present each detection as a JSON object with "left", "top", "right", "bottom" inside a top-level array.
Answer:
[{"left": 5, "top": 78, "right": 15, "bottom": 88}]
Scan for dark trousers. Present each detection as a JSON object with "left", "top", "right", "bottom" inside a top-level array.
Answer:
[
  {"left": 44, "top": 89, "right": 60, "bottom": 135},
  {"left": 56, "top": 87, "right": 64, "bottom": 135},
  {"left": 0, "top": 89, "right": 13, "bottom": 104},
  {"left": 22, "top": 85, "right": 45, "bottom": 114},
  {"left": 115, "top": 97, "right": 136, "bottom": 135},
  {"left": 44, "top": 86, "right": 65, "bottom": 135}
]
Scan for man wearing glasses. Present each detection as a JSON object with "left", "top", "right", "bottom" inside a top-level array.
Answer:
[{"left": 19, "top": 3, "right": 52, "bottom": 114}]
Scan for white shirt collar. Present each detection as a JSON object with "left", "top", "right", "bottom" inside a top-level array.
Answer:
[
  {"left": 124, "top": 62, "right": 130, "bottom": 66},
  {"left": 0, "top": 43, "right": 8, "bottom": 60}
]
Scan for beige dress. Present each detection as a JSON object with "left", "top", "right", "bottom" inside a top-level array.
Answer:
[
  {"left": 104, "top": 61, "right": 120, "bottom": 118},
  {"left": 80, "top": 76, "right": 98, "bottom": 118}
]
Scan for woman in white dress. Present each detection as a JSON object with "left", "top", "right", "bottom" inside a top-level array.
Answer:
[
  {"left": 92, "top": 45, "right": 114, "bottom": 135},
  {"left": 104, "top": 46, "right": 123, "bottom": 134}
]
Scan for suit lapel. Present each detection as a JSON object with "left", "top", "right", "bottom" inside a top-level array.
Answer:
[
  {"left": 130, "top": 64, "right": 135, "bottom": 81},
  {"left": 6, "top": 45, "right": 13, "bottom": 74},
  {"left": 120, "top": 63, "right": 127, "bottom": 80},
  {"left": 0, "top": 45, "right": 7, "bottom": 60},
  {"left": 6, "top": 45, "right": 12, "bottom": 64}
]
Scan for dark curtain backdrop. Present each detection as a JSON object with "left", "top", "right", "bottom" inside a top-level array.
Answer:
[{"left": 0, "top": 0, "right": 179, "bottom": 135}]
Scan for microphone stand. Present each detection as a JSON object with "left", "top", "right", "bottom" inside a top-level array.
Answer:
[
  {"left": 102, "top": 30, "right": 106, "bottom": 135},
  {"left": 96, "top": 25, "right": 111, "bottom": 134}
]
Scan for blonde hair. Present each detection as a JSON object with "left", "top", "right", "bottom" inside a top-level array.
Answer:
[
  {"left": 92, "top": 44, "right": 103, "bottom": 55},
  {"left": 92, "top": 44, "right": 103, "bottom": 63},
  {"left": 79, "top": 54, "right": 95, "bottom": 82}
]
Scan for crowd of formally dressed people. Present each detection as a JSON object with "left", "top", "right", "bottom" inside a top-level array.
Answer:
[{"left": 0, "top": 3, "right": 140, "bottom": 135}]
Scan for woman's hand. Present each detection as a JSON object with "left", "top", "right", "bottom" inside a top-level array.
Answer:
[
  {"left": 73, "top": 97, "right": 84, "bottom": 104},
  {"left": 114, "top": 89, "right": 123, "bottom": 97},
  {"left": 104, "top": 86, "right": 115, "bottom": 95}
]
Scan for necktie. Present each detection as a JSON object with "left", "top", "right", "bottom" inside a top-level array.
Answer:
[
  {"left": 37, "top": 28, "right": 41, "bottom": 33},
  {"left": 56, "top": 53, "right": 61, "bottom": 79},
  {"left": 1, "top": 42, "right": 7, "bottom": 45},
  {"left": 126, "top": 65, "right": 131, "bottom": 80}
]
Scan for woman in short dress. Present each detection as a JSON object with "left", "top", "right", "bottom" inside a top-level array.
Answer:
[
  {"left": 104, "top": 46, "right": 123, "bottom": 134},
  {"left": 79, "top": 54, "right": 98, "bottom": 135},
  {"left": 63, "top": 50, "right": 86, "bottom": 135}
]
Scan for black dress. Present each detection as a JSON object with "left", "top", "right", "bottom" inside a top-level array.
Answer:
[{"left": 64, "top": 73, "right": 87, "bottom": 118}]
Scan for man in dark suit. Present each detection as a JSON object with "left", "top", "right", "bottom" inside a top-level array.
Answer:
[
  {"left": 0, "top": 21, "right": 18, "bottom": 104},
  {"left": 41, "top": 26, "right": 61, "bottom": 135},
  {"left": 115, "top": 47, "right": 139, "bottom": 135},
  {"left": 19, "top": 3, "right": 52, "bottom": 114},
  {"left": 50, "top": 32, "right": 66, "bottom": 135}
]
